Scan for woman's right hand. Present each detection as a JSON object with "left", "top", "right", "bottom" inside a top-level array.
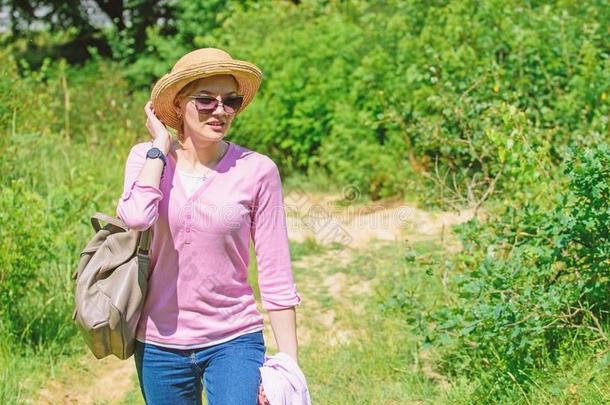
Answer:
[{"left": 145, "top": 100, "right": 171, "bottom": 155}]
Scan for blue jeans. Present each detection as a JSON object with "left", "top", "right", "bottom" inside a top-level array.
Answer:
[{"left": 134, "top": 330, "right": 266, "bottom": 405}]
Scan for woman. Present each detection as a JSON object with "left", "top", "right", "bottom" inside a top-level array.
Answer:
[{"left": 116, "top": 48, "right": 301, "bottom": 404}]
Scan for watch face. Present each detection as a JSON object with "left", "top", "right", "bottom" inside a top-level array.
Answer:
[{"left": 148, "top": 148, "right": 160, "bottom": 158}]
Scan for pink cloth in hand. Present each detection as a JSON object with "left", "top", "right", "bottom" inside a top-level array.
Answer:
[{"left": 258, "top": 352, "right": 311, "bottom": 405}]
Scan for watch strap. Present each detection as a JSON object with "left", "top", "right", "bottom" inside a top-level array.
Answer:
[{"left": 146, "top": 146, "right": 167, "bottom": 178}]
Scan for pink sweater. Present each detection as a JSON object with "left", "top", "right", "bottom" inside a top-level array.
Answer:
[{"left": 116, "top": 140, "right": 301, "bottom": 349}]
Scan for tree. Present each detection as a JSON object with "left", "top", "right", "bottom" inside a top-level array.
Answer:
[{"left": 3, "top": 0, "right": 174, "bottom": 62}]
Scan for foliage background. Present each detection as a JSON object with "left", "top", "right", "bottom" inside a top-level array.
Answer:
[{"left": 1, "top": 0, "right": 609, "bottom": 402}]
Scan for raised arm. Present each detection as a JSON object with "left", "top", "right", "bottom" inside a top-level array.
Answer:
[
  {"left": 116, "top": 101, "right": 172, "bottom": 231},
  {"left": 116, "top": 142, "right": 165, "bottom": 231}
]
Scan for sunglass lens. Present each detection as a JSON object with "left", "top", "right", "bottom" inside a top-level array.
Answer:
[
  {"left": 193, "top": 96, "right": 244, "bottom": 113},
  {"left": 224, "top": 96, "right": 244, "bottom": 114},
  {"left": 195, "top": 97, "right": 218, "bottom": 111}
]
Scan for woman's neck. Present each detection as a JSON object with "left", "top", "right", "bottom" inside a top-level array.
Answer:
[{"left": 170, "top": 138, "right": 228, "bottom": 171}]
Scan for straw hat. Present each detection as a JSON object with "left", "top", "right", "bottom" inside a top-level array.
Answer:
[{"left": 150, "top": 48, "right": 263, "bottom": 130}]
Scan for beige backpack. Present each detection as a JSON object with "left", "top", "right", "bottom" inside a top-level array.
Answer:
[{"left": 71, "top": 212, "right": 151, "bottom": 360}]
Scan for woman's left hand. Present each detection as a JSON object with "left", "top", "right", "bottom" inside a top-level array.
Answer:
[{"left": 257, "top": 381, "right": 270, "bottom": 405}]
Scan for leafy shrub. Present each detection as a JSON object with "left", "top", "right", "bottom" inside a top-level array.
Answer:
[
  {"left": 0, "top": 51, "right": 148, "bottom": 353},
  {"left": 154, "top": 0, "right": 608, "bottom": 202},
  {"left": 0, "top": 179, "right": 57, "bottom": 344},
  {"left": 421, "top": 143, "right": 610, "bottom": 399},
  {"left": 5, "top": 0, "right": 610, "bottom": 203}
]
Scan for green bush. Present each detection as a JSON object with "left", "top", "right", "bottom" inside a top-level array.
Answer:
[
  {"left": 0, "top": 49, "right": 148, "bottom": 354},
  {"left": 421, "top": 143, "right": 610, "bottom": 399},
  {"left": 0, "top": 180, "right": 56, "bottom": 343},
  {"left": 1, "top": 1, "right": 610, "bottom": 401},
  {"left": 118, "top": 0, "right": 608, "bottom": 202},
  {"left": 5, "top": 1, "right": 610, "bottom": 203}
]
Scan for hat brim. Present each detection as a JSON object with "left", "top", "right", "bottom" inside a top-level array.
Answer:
[{"left": 151, "top": 60, "right": 262, "bottom": 130}]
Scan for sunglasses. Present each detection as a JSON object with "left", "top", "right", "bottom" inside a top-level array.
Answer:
[{"left": 187, "top": 94, "right": 244, "bottom": 114}]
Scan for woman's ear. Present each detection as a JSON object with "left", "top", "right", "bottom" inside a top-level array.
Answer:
[{"left": 173, "top": 97, "right": 183, "bottom": 118}]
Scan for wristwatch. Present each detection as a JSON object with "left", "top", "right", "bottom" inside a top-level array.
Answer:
[{"left": 146, "top": 147, "right": 167, "bottom": 177}]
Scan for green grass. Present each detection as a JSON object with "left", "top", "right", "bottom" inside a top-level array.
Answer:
[
  {"left": 0, "top": 337, "right": 86, "bottom": 403},
  {"left": 10, "top": 218, "right": 610, "bottom": 404},
  {"left": 291, "top": 238, "right": 610, "bottom": 404},
  {"left": 289, "top": 236, "right": 329, "bottom": 261},
  {"left": 119, "top": 373, "right": 145, "bottom": 405},
  {"left": 290, "top": 240, "right": 445, "bottom": 403},
  {"left": 2, "top": 44, "right": 609, "bottom": 404}
]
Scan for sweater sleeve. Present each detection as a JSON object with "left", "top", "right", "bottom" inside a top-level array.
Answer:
[
  {"left": 116, "top": 142, "right": 164, "bottom": 231},
  {"left": 251, "top": 159, "right": 302, "bottom": 311}
]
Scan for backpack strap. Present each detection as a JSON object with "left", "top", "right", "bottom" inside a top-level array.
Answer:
[
  {"left": 137, "top": 228, "right": 152, "bottom": 278},
  {"left": 138, "top": 228, "right": 151, "bottom": 252},
  {"left": 91, "top": 212, "right": 127, "bottom": 232}
]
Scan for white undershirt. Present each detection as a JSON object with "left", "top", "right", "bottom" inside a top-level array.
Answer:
[{"left": 177, "top": 169, "right": 207, "bottom": 197}]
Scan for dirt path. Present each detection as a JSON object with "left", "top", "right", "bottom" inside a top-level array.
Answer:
[
  {"left": 284, "top": 190, "right": 476, "bottom": 252},
  {"left": 33, "top": 191, "right": 476, "bottom": 403},
  {"left": 34, "top": 353, "right": 136, "bottom": 404},
  {"left": 268, "top": 190, "right": 477, "bottom": 351}
]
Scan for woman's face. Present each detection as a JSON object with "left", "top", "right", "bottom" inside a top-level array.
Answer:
[{"left": 174, "top": 74, "right": 239, "bottom": 143}]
